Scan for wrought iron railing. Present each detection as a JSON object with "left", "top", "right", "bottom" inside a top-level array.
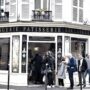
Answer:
[
  {"left": 32, "top": 10, "right": 52, "bottom": 21},
  {"left": 0, "top": 12, "right": 9, "bottom": 22}
]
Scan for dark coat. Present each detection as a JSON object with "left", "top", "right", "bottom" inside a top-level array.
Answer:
[
  {"left": 78, "top": 58, "right": 87, "bottom": 72},
  {"left": 67, "top": 57, "right": 77, "bottom": 73}
]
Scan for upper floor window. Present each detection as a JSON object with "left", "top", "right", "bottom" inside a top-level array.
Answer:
[
  {"left": 0, "top": 0, "right": 4, "bottom": 6},
  {"left": 55, "top": 0, "right": 62, "bottom": 19},
  {"left": 73, "top": 0, "right": 83, "bottom": 22},
  {"left": 35, "top": 0, "right": 50, "bottom": 10}
]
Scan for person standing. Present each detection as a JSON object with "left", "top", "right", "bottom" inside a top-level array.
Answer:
[
  {"left": 44, "top": 51, "right": 55, "bottom": 88},
  {"left": 77, "top": 54, "right": 87, "bottom": 88},
  {"left": 66, "top": 53, "right": 77, "bottom": 89},
  {"left": 32, "top": 53, "right": 43, "bottom": 84},
  {"left": 84, "top": 54, "right": 90, "bottom": 85},
  {"left": 57, "top": 57, "right": 66, "bottom": 87}
]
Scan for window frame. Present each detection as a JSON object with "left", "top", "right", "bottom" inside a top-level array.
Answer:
[{"left": 72, "top": 0, "right": 83, "bottom": 23}]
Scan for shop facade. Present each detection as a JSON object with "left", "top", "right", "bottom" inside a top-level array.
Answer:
[{"left": 0, "top": 22, "right": 90, "bottom": 86}]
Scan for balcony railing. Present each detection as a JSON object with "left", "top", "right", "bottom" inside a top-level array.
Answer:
[
  {"left": 0, "top": 12, "right": 9, "bottom": 22},
  {"left": 32, "top": 10, "right": 52, "bottom": 21}
]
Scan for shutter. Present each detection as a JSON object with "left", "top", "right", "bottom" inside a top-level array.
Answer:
[
  {"left": 79, "top": 0, "right": 83, "bottom": 8},
  {"left": 5, "top": 0, "right": 9, "bottom": 12},
  {"left": 55, "top": 0, "right": 62, "bottom": 20},
  {"left": 21, "top": 0, "right": 30, "bottom": 20},
  {"left": 56, "top": 0, "right": 62, "bottom": 3},
  {"left": 55, "top": 5, "right": 62, "bottom": 19},
  {"left": 9, "top": 0, "right": 17, "bottom": 22},
  {"left": 73, "top": 7, "right": 77, "bottom": 21},
  {"left": 73, "top": 0, "right": 78, "bottom": 6},
  {"left": 79, "top": 9, "right": 83, "bottom": 22}
]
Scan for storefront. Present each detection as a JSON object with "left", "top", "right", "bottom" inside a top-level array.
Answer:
[{"left": 0, "top": 22, "right": 90, "bottom": 86}]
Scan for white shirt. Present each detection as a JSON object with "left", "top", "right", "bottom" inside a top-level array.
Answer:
[{"left": 80, "top": 59, "right": 83, "bottom": 66}]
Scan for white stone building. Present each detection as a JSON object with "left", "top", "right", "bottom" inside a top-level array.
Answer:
[{"left": 0, "top": 0, "right": 90, "bottom": 86}]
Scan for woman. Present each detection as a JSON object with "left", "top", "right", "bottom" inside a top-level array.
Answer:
[{"left": 57, "top": 57, "right": 66, "bottom": 87}]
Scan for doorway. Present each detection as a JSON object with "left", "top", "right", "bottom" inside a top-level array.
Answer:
[{"left": 28, "top": 42, "right": 55, "bottom": 85}]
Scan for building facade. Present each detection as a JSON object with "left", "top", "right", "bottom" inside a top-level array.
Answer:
[{"left": 0, "top": 0, "right": 90, "bottom": 86}]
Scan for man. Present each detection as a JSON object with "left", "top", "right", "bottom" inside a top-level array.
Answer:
[
  {"left": 84, "top": 54, "right": 90, "bottom": 85},
  {"left": 66, "top": 53, "right": 77, "bottom": 89},
  {"left": 77, "top": 54, "right": 87, "bottom": 88}
]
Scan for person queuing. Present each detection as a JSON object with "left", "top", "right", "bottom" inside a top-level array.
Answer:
[
  {"left": 57, "top": 57, "right": 66, "bottom": 87},
  {"left": 66, "top": 53, "right": 77, "bottom": 89},
  {"left": 44, "top": 51, "right": 55, "bottom": 88},
  {"left": 77, "top": 54, "right": 87, "bottom": 88},
  {"left": 84, "top": 54, "right": 90, "bottom": 85},
  {"left": 32, "top": 53, "right": 43, "bottom": 84}
]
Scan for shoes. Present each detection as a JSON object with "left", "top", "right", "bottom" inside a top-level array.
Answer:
[
  {"left": 47, "top": 85, "right": 51, "bottom": 88},
  {"left": 51, "top": 85, "right": 55, "bottom": 88},
  {"left": 67, "top": 87, "right": 73, "bottom": 89},
  {"left": 77, "top": 84, "right": 80, "bottom": 86},
  {"left": 83, "top": 85, "right": 86, "bottom": 88}
]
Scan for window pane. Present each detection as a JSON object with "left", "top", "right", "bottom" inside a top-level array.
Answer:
[
  {"left": 56, "top": 0, "right": 62, "bottom": 3},
  {"left": 43, "top": 0, "right": 47, "bottom": 10},
  {"left": 0, "top": 38, "right": 10, "bottom": 70},
  {"left": 73, "top": 0, "right": 78, "bottom": 6},
  {"left": 55, "top": 5, "right": 62, "bottom": 19},
  {"left": 35, "top": 0, "right": 41, "bottom": 9},
  {"left": 73, "top": 7, "right": 77, "bottom": 21},
  {"left": 79, "top": 9, "right": 83, "bottom": 22},
  {"left": 22, "top": 35, "right": 27, "bottom": 73},
  {"left": 79, "top": 0, "right": 83, "bottom": 8}
]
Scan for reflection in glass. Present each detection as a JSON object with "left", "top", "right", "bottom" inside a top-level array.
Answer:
[
  {"left": 0, "top": 38, "right": 10, "bottom": 70},
  {"left": 12, "top": 36, "right": 20, "bottom": 73}
]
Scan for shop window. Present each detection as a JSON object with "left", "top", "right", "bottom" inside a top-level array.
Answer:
[
  {"left": 64, "top": 36, "right": 70, "bottom": 55},
  {"left": 12, "top": 36, "right": 20, "bottom": 73},
  {"left": 57, "top": 36, "right": 62, "bottom": 64},
  {"left": 29, "top": 36, "right": 55, "bottom": 41},
  {"left": 0, "top": 38, "right": 10, "bottom": 70},
  {"left": 21, "top": 35, "right": 27, "bottom": 73}
]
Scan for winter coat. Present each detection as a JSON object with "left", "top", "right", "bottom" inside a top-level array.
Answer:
[{"left": 57, "top": 62, "right": 66, "bottom": 79}]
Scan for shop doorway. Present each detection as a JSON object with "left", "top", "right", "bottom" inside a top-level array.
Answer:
[{"left": 28, "top": 42, "right": 55, "bottom": 85}]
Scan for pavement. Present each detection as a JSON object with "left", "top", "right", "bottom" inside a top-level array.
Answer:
[{"left": 0, "top": 84, "right": 90, "bottom": 90}]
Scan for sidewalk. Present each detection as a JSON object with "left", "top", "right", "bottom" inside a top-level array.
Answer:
[{"left": 0, "top": 84, "right": 90, "bottom": 90}]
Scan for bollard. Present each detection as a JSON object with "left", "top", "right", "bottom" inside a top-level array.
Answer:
[
  {"left": 79, "top": 71, "right": 82, "bottom": 90},
  {"left": 7, "top": 64, "right": 10, "bottom": 90},
  {"left": 45, "top": 63, "right": 48, "bottom": 90}
]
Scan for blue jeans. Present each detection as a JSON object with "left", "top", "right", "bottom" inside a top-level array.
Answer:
[{"left": 85, "top": 69, "right": 90, "bottom": 83}]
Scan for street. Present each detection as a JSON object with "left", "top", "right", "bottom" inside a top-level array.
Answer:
[{"left": 0, "top": 84, "right": 90, "bottom": 90}]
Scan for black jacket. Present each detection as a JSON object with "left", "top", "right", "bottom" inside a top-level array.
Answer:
[{"left": 78, "top": 58, "right": 87, "bottom": 72}]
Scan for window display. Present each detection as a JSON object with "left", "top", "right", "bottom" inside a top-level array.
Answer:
[{"left": 12, "top": 36, "right": 20, "bottom": 73}]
